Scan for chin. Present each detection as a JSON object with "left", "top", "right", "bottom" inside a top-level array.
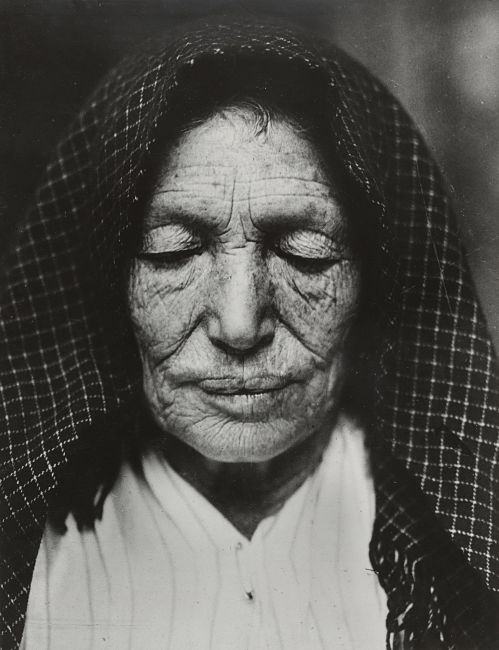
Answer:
[{"left": 169, "top": 419, "right": 307, "bottom": 464}]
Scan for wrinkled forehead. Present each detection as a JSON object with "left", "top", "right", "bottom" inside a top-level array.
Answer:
[{"left": 145, "top": 109, "right": 347, "bottom": 238}]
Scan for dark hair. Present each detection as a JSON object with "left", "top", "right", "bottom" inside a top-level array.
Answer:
[{"left": 49, "top": 52, "right": 382, "bottom": 532}]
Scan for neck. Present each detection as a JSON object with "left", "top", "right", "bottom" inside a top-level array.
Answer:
[{"left": 153, "top": 421, "right": 336, "bottom": 539}]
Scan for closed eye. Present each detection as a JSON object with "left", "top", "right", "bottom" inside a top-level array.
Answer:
[
  {"left": 271, "top": 229, "right": 350, "bottom": 272},
  {"left": 273, "top": 248, "right": 344, "bottom": 273},
  {"left": 138, "top": 223, "right": 203, "bottom": 266},
  {"left": 138, "top": 247, "right": 202, "bottom": 266}
]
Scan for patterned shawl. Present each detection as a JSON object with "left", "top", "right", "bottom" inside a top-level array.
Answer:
[{"left": 0, "top": 17, "right": 498, "bottom": 649}]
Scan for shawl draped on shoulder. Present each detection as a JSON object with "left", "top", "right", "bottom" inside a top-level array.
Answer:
[{"left": 0, "top": 17, "right": 498, "bottom": 649}]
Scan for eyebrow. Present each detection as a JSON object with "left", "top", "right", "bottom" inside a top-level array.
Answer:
[
  {"left": 252, "top": 206, "right": 347, "bottom": 232},
  {"left": 144, "top": 206, "right": 214, "bottom": 233}
]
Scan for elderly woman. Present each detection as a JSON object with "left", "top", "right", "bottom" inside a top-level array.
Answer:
[{"left": 1, "top": 17, "right": 498, "bottom": 650}]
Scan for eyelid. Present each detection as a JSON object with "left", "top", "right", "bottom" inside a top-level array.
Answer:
[
  {"left": 140, "top": 224, "right": 202, "bottom": 254},
  {"left": 277, "top": 230, "right": 344, "bottom": 260}
]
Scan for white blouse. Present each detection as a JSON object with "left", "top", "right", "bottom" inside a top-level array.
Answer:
[{"left": 22, "top": 415, "right": 388, "bottom": 649}]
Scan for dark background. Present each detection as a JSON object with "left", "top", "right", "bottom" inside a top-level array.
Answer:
[{"left": 2, "top": 0, "right": 499, "bottom": 345}]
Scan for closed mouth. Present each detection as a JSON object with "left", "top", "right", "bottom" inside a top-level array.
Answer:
[{"left": 197, "top": 376, "right": 292, "bottom": 395}]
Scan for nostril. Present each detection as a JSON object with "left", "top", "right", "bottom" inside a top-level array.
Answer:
[{"left": 207, "top": 313, "right": 275, "bottom": 355}]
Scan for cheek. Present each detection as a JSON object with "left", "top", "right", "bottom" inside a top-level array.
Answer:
[
  {"left": 270, "top": 259, "right": 361, "bottom": 359},
  {"left": 127, "top": 260, "right": 202, "bottom": 359}
]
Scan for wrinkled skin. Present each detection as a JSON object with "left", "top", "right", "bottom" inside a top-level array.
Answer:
[{"left": 127, "top": 110, "right": 361, "bottom": 530}]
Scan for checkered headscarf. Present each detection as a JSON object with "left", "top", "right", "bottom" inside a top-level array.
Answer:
[{"left": 1, "top": 17, "right": 498, "bottom": 649}]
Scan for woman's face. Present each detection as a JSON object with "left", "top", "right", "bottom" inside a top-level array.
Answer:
[{"left": 127, "top": 110, "right": 361, "bottom": 462}]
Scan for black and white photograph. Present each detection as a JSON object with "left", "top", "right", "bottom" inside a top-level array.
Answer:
[{"left": 1, "top": 2, "right": 499, "bottom": 648}]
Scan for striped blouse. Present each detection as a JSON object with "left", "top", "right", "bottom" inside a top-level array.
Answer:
[{"left": 22, "top": 415, "right": 388, "bottom": 649}]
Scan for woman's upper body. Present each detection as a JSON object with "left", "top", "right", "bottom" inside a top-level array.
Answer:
[
  {"left": 22, "top": 415, "right": 388, "bottom": 650},
  {"left": 1, "top": 15, "right": 498, "bottom": 650}
]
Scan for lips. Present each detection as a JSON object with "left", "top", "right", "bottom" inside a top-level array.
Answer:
[
  {"left": 198, "top": 375, "right": 291, "bottom": 395},
  {"left": 193, "top": 376, "right": 297, "bottom": 421}
]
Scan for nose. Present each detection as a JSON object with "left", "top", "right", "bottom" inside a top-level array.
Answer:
[{"left": 206, "top": 247, "right": 275, "bottom": 354}]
